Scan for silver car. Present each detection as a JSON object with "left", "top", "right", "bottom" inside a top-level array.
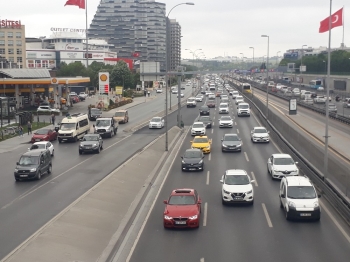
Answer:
[{"left": 251, "top": 127, "right": 270, "bottom": 143}]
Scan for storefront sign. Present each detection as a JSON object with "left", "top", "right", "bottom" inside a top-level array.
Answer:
[
  {"left": 51, "top": 27, "right": 86, "bottom": 33},
  {"left": 65, "top": 44, "right": 80, "bottom": 50},
  {"left": 0, "top": 19, "right": 21, "bottom": 28}
]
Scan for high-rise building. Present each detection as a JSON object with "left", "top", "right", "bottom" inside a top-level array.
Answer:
[
  {"left": 0, "top": 19, "right": 26, "bottom": 68},
  {"left": 169, "top": 19, "right": 181, "bottom": 71},
  {"left": 88, "top": 0, "right": 166, "bottom": 70}
]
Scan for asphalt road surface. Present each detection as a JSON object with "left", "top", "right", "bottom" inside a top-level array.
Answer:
[{"left": 129, "top": 92, "right": 350, "bottom": 262}]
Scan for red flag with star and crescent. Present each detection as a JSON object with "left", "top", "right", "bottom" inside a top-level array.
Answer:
[
  {"left": 319, "top": 7, "right": 343, "bottom": 33},
  {"left": 65, "top": 0, "right": 86, "bottom": 9}
]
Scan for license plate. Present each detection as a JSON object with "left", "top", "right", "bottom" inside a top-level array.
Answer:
[
  {"left": 189, "top": 168, "right": 196, "bottom": 170},
  {"left": 20, "top": 175, "right": 28, "bottom": 177},
  {"left": 300, "top": 213, "right": 311, "bottom": 217},
  {"left": 234, "top": 197, "right": 243, "bottom": 200},
  {"left": 35, "top": 139, "right": 40, "bottom": 141},
  {"left": 175, "top": 221, "right": 186, "bottom": 225}
]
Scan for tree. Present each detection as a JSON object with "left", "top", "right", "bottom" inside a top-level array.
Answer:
[{"left": 110, "top": 61, "right": 133, "bottom": 90}]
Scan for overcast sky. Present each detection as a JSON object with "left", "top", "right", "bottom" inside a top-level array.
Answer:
[{"left": 2, "top": 0, "right": 349, "bottom": 59}]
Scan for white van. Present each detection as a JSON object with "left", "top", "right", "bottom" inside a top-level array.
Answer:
[
  {"left": 237, "top": 102, "right": 250, "bottom": 117},
  {"left": 209, "top": 84, "right": 216, "bottom": 91},
  {"left": 58, "top": 113, "right": 90, "bottom": 143}
]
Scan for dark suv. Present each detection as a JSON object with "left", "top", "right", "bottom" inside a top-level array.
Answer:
[
  {"left": 89, "top": 108, "right": 102, "bottom": 120},
  {"left": 181, "top": 149, "right": 204, "bottom": 171},
  {"left": 14, "top": 149, "right": 52, "bottom": 181}
]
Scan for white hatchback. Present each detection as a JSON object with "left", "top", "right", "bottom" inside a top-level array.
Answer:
[
  {"left": 191, "top": 122, "right": 206, "bottom": 136},
  {"left": 267, "top": 154, "right": 299, "bottom": 179},
  {"left": 28, "top": 141, "right": 55, "bottom": 156},
  {"left": 149, "top": 117, "right": 164, "bottom": 129}
]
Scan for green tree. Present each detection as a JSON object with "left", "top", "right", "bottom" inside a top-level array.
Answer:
[{"left": 110, "top": 61, "right": 133, "bottom": 90}]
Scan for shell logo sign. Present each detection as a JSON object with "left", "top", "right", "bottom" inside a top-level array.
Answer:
[
  {"left": 99, "top": 72, "right": 110, "bottom": 95},
  {"left": 100, "top": 74, "right": 108, "bottom": 82},
  {"left": 51, "top": 78, "right": 58, "bottom": 84}
]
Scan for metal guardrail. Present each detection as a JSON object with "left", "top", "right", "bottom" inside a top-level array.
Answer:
[{"left": 227, "top": 77, "right": 350, "bottom": 223}]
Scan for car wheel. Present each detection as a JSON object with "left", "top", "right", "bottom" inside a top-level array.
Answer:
[
  {"left": 285, "top": 208, "right": 291, "bottom": 220},
  {"left": 47, "top": 165, "right": 52, "bottom": 174},
  {"left": 221, "top": 198, "right": 226, "bottom": 205},
  {"left": 250, "top": 200, "right": 254, "bottom": 205},
  {"left": 37, "top": 171, "right": 42, "bottom": 180},
  {"left": 314, "top": 216, "right": 321, "bottom": 222},
  {"left": 280, "top": 200, "right": 283, "bottom": 209},
  {"left": 79, "top": 150, "right": 83, "bottom": 155},
  {"left": 97, "top": 146, "right": 100, "bottom": 154},
  {"left": 51, "top": 149, "right": 54, "bottom": 157},
  {"left": 109, "top": 132, "right": 113, "bottom": 138},
  {"left": 58, "top": 139, "right": 62, "bottom": 143},
  {"left": 74, "top": 136, "right": 78, "bottom": 142},
  {"left": 101, "top": 143, "right": 103, "bottom": 150}
]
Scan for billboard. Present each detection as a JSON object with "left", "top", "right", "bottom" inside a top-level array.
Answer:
[
  {"left": 140, "top": 62, "right": 161, "bottom": 81},
  {"left": 99, "top": 72, "right": 110, "bottom": 95},
  {"left": 115, "top": 86, "right": 123, "bottom": 95}
]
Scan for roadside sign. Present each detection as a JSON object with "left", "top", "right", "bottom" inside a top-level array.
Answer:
[
  {"left": 115, "top": 86, "right": 123, "bottom": 95},
  {"left": 99, "top": 72, "right": 110, "bottom": 94}
]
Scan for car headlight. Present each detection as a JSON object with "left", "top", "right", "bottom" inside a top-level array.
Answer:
[
  {"left": 198, "top": 160, "right": 203, "bottom": 164},
  {"left": 246, "top": 190, "right": 253, "bottom": 194},
  {"left": 79, "top": 144, "right": 83, "bottom": 148},
  {"left": 181, "top": 160, "right": 186, "bottom": 164},
  {"left": 164, "top": 215, "right": 172, "bottom": 220},
  {"left": 30, "top": 168, "right": 37, "bottom": 172},
  {"left": 314, "top": 201, "right": 319, "bottom": 208},
  {"left": 222, "top": 144, "right": 228, "bottom": 147},
  {"left": 236, "top": 144, "right": 242, "bottom": 147},
  {"left": 93, "top": 143, "right": 98, "bottom": 147},
  {"left": 206, "top": 146, "right": 210, "bottom": 149},
  {"left": 14, "top": 168, "right": 18, "bottom": 172},
  {"left": 223, "top": 189, "right": 230, "bottom": 194},
  {"left": 288, "top": 201, "right": 295, "bottom": 207},
  {"left": 189, "top": 215, "right": 198, "bottom": 220}
]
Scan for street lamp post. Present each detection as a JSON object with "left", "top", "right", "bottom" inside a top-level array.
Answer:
[
  {"left": 239, "top": 53, "right": 244, "bottom": 69},
  {"left": 300, "top": 44, "right": 307, "bottom": 87},
  {"left": 261, "top": 35, "right": 269, "bottom": 118},
  {"left": 164, "top": 2, "right": 194, "bottom": 151},
  {"left": 249, "top": 47, "right": 254, "bottom": 65}
]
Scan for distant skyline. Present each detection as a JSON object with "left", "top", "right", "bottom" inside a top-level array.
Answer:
[{"left": 1, "top": 0, "right": 349, "bottom": 59}]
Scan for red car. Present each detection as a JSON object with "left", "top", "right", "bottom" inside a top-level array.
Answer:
[
  {"left": 207, "top": 99, "right": 216, "bottom": 108},
  {"left": 31, "top": 128, "right": 58, "bottom": 143},
  {"left": 163, "top": 188, "right": 201, "bottom": 229}
]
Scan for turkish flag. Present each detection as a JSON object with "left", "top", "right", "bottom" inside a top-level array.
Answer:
[
  {"left": 319, "top": 8, "right": 343, "bottom": 33},
  {"left": 132, "top": 52, "right": 140, "bottom": 57},
  {"left": 65, "top": 0, "right": 85, "bottom": 9}
]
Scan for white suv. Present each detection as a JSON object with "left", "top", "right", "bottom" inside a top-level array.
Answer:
[
  {"left": 237, "top": 102, "right": 250, "bottom": 117},
  {"left": 220, "top": 169, "right": 255, "bottom": 205},
  {"left": 267, "top": 154, "right": 299, "bottom": 179},
  {"left": 280, "top": 176, "right": 321, "bottom": 221},
  {"left": 219, "top": 103, "right": 229, "bottom": 114},
  {"left": 187, "top": 97, "right": 197, "bottom": 107}
]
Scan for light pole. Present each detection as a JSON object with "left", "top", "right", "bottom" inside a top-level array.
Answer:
[
  {"left": 276, "top": 51, "right": 281, "bottom": 66},
  {"left": 249, "top": 47, "right": 254, "bottom": 65},
  {"left": 164, "top": 2, "right": 194, "bottom": 151},
  {"left": 239, "top": 53, "right": 244, "bottom": 69},
  {"left": 185, "top": 48, "right": 202, "bottom": 67},
  {"left": 261, "top": 35, "right": 269, "bottom": 118},
  {"left": 300, "top": 44, "right": 307, "bottom": 87}
]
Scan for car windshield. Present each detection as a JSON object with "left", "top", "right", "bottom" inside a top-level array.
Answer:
[
  {"left": 60, "top": 123, "right": 76, "bottom": 131},
  {"left": 168, "top": 195, "right": 196, "bottom": 205},
  {"left": 224, "top": 135, "right": 239, "bottom": 141},
  {"left": 239, "top": 104, "right": 249, "bottom": 109},
  {"left": 34, "top": 129, "right": 49, "bottom": 135},
  {"left": 18, "top": 156, "right": 39, "bottom": 165},
  {"left": 221, "top": 116, "right": 231, "bottom": 121},
  {"left": 96, "top": 120, "right": 110, "bottom": 126},
  {"left": 193, "top": 123, "right": 204, "bottom": 128},
  {"left": 91, "top": 109, "right": 101, "bottom": 114},
  {"left": 236, "top": 96, "right": 243, "bottom": 99},
  {"left": 254, "top": 128, "right": 267, "bottom": 133},
  {"left": 83, "top": 136, "right": 99, "bottom": 141},
  {"left": 30, "top": 144, "right": 46, "bottom": 150},
  {"left": 151, "top": 118, "right": 161, "bottom": 122},
  {"left": 225, "top": 175, "right": 249, "bottom": 185},
  {"left": 114, "top": 112, "right": 125, "bottom": 117},
  {"left": 199, "top": 117, "right": 210, "bottom": 121},
  {"left": 193, "top": 137, "right": 209, "bottom": 143},
  {"left": 232, "top": 91, "right": 238, "bottom": 94},
  {"left": 184, "top": 151, "right": 202, "bottom": 158},
  {"left": 274, "top": 157, "right": 294, "bottom": 165},
  {"left": 208, "top": 98, "right": 215, "bottom": 101},
  {"left": 287, "top": 186, "right": 316, "bottom": 199},
  {"left": 220, "top": 104, "right": 227, "bottom": 108},
  {"left": 188, "top": 99, "right": 195, "bottom": 102}
]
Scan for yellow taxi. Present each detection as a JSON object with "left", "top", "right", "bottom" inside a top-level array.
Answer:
[{"left": 190, "top": 135, "right": 212, "bottom": 154}]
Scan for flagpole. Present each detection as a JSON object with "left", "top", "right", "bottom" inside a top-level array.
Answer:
[
  {"left": 85, "top": 0, "right": 89, "bottom": 67},
  {"left": 324, "top": 0, "right": 332, "bottom": 180},
  {"left": 342, "top": 6, "right": 345, "bottom": 47}
]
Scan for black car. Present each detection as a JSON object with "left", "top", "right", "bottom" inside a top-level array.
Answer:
[
  {"left": 221, "top": 133, "right": 242, "bottom": 152},
  {"left": 197, "top": 116, "right": 212, "bottom": 128},
  {"left": 14, "top": 149, "right": 52, "bottom": 181},
  {"left": 89, "top": 108, "right": 102, "bottom": 120},
  {"left": 181, "top": 149, "right": 204, "bottom": 171},
  {"left": 79, "top": 134, "right": 103, "bottom": 154},
  {"left": 199, "top": 105, "right": 210, "bottom": 115},
  {"left": 310, "top": 92, "right": 317, "bottom": 98}
]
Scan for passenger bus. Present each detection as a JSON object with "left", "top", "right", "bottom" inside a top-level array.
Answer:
[
  {"left": 309, "top": 80, "right": 322, "bottom": 89},
  {"left": 242, "top": 83, "right": 252, "bottom": 94}
]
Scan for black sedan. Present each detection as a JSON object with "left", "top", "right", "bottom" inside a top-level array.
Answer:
[
  {"left": 89, "top": 108, "right": 102, "bottom": 121},
  {"left": 199, "top": 105, "right": 210, "bottom": 116},
  {"left": 221, "top": 133, "right": 242, "bottom": 152},
  {"left": 79, "top": 134, "right": 103, "bottom": 154},
  {"left": 197, "top": 116, "right": 212, "bottom": 128},
  {"left": 181, "top": 149, "right": 204, "bottom": 171}
]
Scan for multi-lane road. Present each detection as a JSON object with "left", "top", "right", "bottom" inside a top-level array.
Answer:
[
  {"left": 128, "top": 88, "right": 350, "bottom": 262},
  {"left": 0, "top": 84, "right": 194, "bottom": 260}
]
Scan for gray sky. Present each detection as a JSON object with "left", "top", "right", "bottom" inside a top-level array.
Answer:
[{"left": 2, "top": 0, "right": 348, "bottom": 59}]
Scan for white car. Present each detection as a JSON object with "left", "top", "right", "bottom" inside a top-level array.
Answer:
[
  {"left": 195, "top": 95, "right": 204, "bottom": 102},
  {"left": 251, "top": 127, "right": 270, "bottom": 143},
  {"left": 148, "top": 117, "right": 164, "bottom": 129},
  {"left": 231, "top": 91, "right": 239, "bottom": 98},
  {"left": 191, "top": 122, "right": 206, "bottom": 136},
  {"left": 156, "top": 88, "right": 163, "bottom": 93},
  {"left": 177, "top": 93, "right": 184, "bottom": 98},
  {"left": 79, "top": 92, "right": 88, "bottom": 98},
  {"left": 69, "top": 92, "right": 77, "bottom": 96},
  {"left": 171, "top": 89, "right": 178, "bottom": 94},
  {"left": 220, "top": 169, "right": 255, "bottom": 205},
  {"left": 267, "top": 154, "right": 299, "bottom": 179},
  {"left": 237, "top": 102, "right": 250, "bottom": 117},
  {"left": 28, "top": 141, "right": 55, "bottom": 156},
  {"left": 292, "top": 88, "right": 300, "bottom": 96},
  {"left": 37, "top": 106, "right": 60, "bottom": 113},
  {"left": 314, "top": 96, "right": 326, "bottom": 103},
  {"left": 235, "top": 96, "right": 244, "bottom": 105},
  {"left": 303, "top": 98, "right": 314, "bottom": 105},
  {"left": 187, "top": 97, "right": 197, "bottom": 107},
  {"left": 276, "top": 83, "right": 283, "bottom": 90},
  {"left": 219, "top": 116, "right": 233, "bottom": 128},
  {"left": 219, "top": 103, "right": 229, "bottom": 114}
]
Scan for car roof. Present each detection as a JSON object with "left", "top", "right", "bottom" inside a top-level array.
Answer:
[
  {"left": 84, "top": 134, "right": 99, "bottom": 137},
  {"left": 185, "top": 148, "right": 202, "bottom": 153},
  {"left": 225, "top": 169, "right": 248, "bottom": 176},
  {"left": 193, "top": 122, "right": 204, "bottom": 125},
  {"left": 22, "top": 149, "right": 47, "bottom": 156},
  {"left": 272, "top": 153, "right": 292, "bottom": 158},
  {"left": 254, "top": 126, "right": 266, "bottom": 130},
  {"left": 171, "top": 188, "right": 195, "bottom": 195},
  {"left": 194, "top": 135, "right": 208, "bottom": 139},
  {"left": 284, "top": 176, "right": 313, "bottom": 187},
  {"left": 152, "top": 116, "right": 162, "bottom": 119},
  {"left": 32, "top": 141, "right": 50, "bottom": 145},
  {"left": 224, "top": 133, "right": 238, "bottom": 136},
  {"left": 116, "top": 109, "right": 127, "bottom": 112}
]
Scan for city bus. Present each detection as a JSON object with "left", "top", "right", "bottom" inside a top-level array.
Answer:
[
  {"left": 242, "top": 83, "right": 252, "bottom": 94},
  {"left": 309, "top": 80, "right": 322, "bottom": 89}
]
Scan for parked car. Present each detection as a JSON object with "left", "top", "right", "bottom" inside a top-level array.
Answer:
[{"left": 37, "top": 106, "right": 60, "bottom": 113}]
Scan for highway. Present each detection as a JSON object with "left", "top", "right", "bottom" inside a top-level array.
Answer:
[
  {"left": 0, "top": 83, "right": 194, "bottom": 260},
  {"left": 128, "top": 89, "right": 350, "bottom": 262}
]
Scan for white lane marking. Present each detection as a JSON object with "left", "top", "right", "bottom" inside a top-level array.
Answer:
[
  {"left": 126, "top": 129, "right": 189, "bottom": 261},
  {"left": 319, "top": 201, "right": 350, "bottom": 243},
  {"left": 208, "top": 153, "right": 211, "bottom": 161},
  {"left": 200, "top": 258, "right": 205, "bottom": 262},
  {"left": 212, "top": 122, "right": 215, "bottom": 127},
  {"left": 211, "top": 129, "right": 214, "bottom": 134},
  {"left": 206, "top": 171, "right": 210, "bottom": 185},
  {"left": 237, "top": 129, "right": 240, "bottom": 134},
  {"left": 244, "top": 152, "right": 249, "bottom": 162},
  {"left": 203, "top": 202, "right": 208, "bottom": 226},
  {"left": 262, "top": 203, "right": 273, "bottom": 228},
  {"left": 251, "top": 171, "right": 258, "bottom": 187},
  {"left": 235, "top": 122, "right": 237, "bottom": 125}
]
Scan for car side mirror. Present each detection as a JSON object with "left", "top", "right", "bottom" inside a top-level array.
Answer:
[
  {"left": 281, "top": 194, "right": 285, "bottom": 198},
  {"left": 318, "top": 194, "right": 322, "bottom": 198},
  {"left": 190, "top": 141, "right": 193, "bottom": 143},
  {"left": 295, "top": 162, "right": 298, "bottom": 165},
  {"left": 250, "top": 180, "right": 255, "bottom": 183},
  {"left": 220, "top": 179, "right": 224, "bottom": 183},
  {"left": 268, "top": 131, "right": 270, "bottom": 133},
  {"left": 198, "top": 199, "right": 202, "bottom": 204},
  {"left": 181, "top": 156, "right": 183, "bottom": 159},
  {"left": 163, "top": 200, "right": 168, "bottom": 204},
  {"left": 16, "top": 162, "right": 19, "bottom": 165},
  {"left": 221, "top": 139, "right": 223, "bottom": 141}
]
